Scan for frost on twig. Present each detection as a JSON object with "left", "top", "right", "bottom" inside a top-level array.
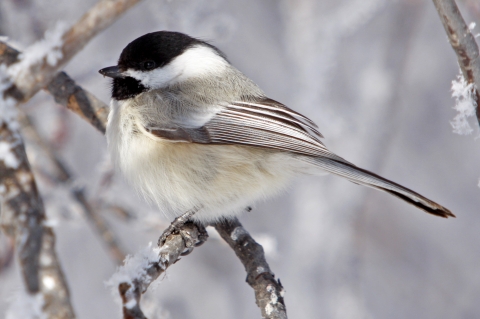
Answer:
[
  {"left": 432, "top": 0, "right": 480, "bottom": 128},
  {"left": 451, "top": 74, "right": 478, "bottom": 134},
  {"left": 2, "top": 0, "right": 142, "bottom": 102},
  {"left": 214, "top": 218, "right": 287, "bottom": 319},
  {"left": 107, "top": 223, "right": 208, "bottom": 319}
]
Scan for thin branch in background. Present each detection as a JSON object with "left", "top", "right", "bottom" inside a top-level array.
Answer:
[
  {"left": 7, "top": 0, "right": 143, "bottom": 102},
  {"left": 20, "top": 113, "right": 128, "bottom": 265},
  {"left": 214, "top": 218, "right": 287, "bottom": 319},
  {"left": 432, "top": 0, "right": 480, "bottom": 126},
  {"left": 47, "top": 71, "right": 109, "bottom": 134},
  {"left": 72, "top": 187, "right": 127, "bottom": 264}
]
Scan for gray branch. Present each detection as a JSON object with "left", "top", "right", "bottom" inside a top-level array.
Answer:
[
  {"left": 432, "top": 0, "right": 480, "bottom": 125},
  {"left": 214, "top": 218, "right": 287, "bottom": 319}
]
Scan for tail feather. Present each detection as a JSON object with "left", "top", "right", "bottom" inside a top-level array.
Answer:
[{"left": 301, "top": 157, "right": 455, "bottom": 218}]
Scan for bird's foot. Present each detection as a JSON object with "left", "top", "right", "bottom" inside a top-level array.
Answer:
[{"left": 157, "top": 208, "right": 207, "bottom": 255}]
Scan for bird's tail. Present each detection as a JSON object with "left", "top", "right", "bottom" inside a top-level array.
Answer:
[{"left": 299, "top": 156, "right": 454, "bottom": 218}]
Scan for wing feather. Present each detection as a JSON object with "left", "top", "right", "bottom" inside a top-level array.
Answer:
[{"left": 147, "top": 97, "right": 346, "bottom": 161}]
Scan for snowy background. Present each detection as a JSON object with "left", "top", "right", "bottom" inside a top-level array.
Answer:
[{"left": 1, "top": 0, "right": 480, "bottom": 318}]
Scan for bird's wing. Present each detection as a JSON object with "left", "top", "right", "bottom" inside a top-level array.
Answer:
[
  {"left": 146, "top": 97, "right": 348, "bottom": 162},
  {"left": 145, "top": 97, "right": 454, "bottom": 218}
]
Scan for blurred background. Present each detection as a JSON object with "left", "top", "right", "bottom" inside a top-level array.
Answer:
[{"left": 1, "top": 0, "right": 480, "bottom": 318}]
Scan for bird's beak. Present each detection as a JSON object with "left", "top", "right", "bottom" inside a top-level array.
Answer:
[{"left": 99, "top": 66, "right": 125, "bottom": 79}]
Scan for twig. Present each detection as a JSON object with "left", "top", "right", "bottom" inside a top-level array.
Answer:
[
  {"left": 432, "top": 0, "right": 480, "bottom": 125},
  {"left": 118, "top": 223, "right": 208, "bottom": 319},
  {"left": 47, "top": 71, "right": 109, "bottom": 134},
  {"left": 214, "top": 218, "right": 287, "bottom": 319},
  {"left": 20, "top": 113, "right": 127, "bottom": 265},
  {"left": 7, "top": 0, "right": 143, "bottom": 102},
  {"left": 72, "top": 187, "right": 127, "bottom": 264}
]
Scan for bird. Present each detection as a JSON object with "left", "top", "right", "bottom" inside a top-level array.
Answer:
[{"left": 99, "top": 31, "right": 454, "bottom": 231}]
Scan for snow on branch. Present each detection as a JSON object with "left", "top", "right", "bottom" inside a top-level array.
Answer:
[
  {"left": 5, "top": 0, "right": 142, "bottom": 102},
  {"left": 432, "top": 0, "right": 480, "bottom": 129},
  {"left": 107, "top": 223, "right": 208, "bottom": 319},
  {"left": 451, "top": 73, "right": 477, "bottom": 134}
]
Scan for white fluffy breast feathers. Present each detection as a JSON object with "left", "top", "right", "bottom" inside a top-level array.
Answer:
[{"left": 124, "top": 45, "right": 229, "bottom": 89}]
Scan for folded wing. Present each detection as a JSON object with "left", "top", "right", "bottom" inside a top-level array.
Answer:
[{"left": 146, "top": 97, "right": 454, "bottom": 218}]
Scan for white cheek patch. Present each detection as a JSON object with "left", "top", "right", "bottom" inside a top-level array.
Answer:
[{"left": 123, "top": 45, "right": 229, "bottom": 89}]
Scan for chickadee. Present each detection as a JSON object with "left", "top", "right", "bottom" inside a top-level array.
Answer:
[{"left": 99, "top": 31, "right": 454, "bottom": 224}]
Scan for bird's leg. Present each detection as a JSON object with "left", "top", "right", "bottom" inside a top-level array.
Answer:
[{"left": 157, "top": 207, "right": 207, "bottom": 255}]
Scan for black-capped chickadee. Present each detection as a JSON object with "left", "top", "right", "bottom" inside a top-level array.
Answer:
[{"left": 99, "top": 31, "right": 454, "bottom": 224}]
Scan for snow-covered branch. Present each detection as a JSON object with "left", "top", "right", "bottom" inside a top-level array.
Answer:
[
  {"left": 7, "top": 0, "right": 142, "bottom": 102},
  {"left": 432, "top": 0, "right": 480, "bottom": 128},
  {"left": 108, "top": 223, "right": 208, "bottom": 319},
  {"left": 214, "top": 218, "right": 287, "bottom": 319}
]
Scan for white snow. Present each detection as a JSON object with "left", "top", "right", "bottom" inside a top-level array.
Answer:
[
  {"left": 470, "top": 22, "right": 480, "bottom": 37},
  {"left": 125, "top": 299, "right": 137, "bottom": 309},
  {"left": 0, "top": 141, "right": 20, "bottom": 169},
  {"left": 264, "top": 284, "right": 279, "bottom": 316},
  {"left": 8, "top": 22, "right": 68, "bottom": 81},
  {"left": 230, "top": 226, "right": 246, "bottom": 241},
  {"left": 5, "top": 291, "right": 46, "bottom": 319},
  {"left": 106, "top": 242, "right": 162, "bottom": 297},
  {"left": 265, "top": 303, "right": 274, "bottom": 316},
  {"left": 450, "top": 74, "right": 477, "bottom": 135},
  {"left": 41, "top": 276, "right": 56, "bottom": 291}
]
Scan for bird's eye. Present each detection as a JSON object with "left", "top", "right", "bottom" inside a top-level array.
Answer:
[{"left": 143, "top": 61, "right": 156, "bottom": 70}]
